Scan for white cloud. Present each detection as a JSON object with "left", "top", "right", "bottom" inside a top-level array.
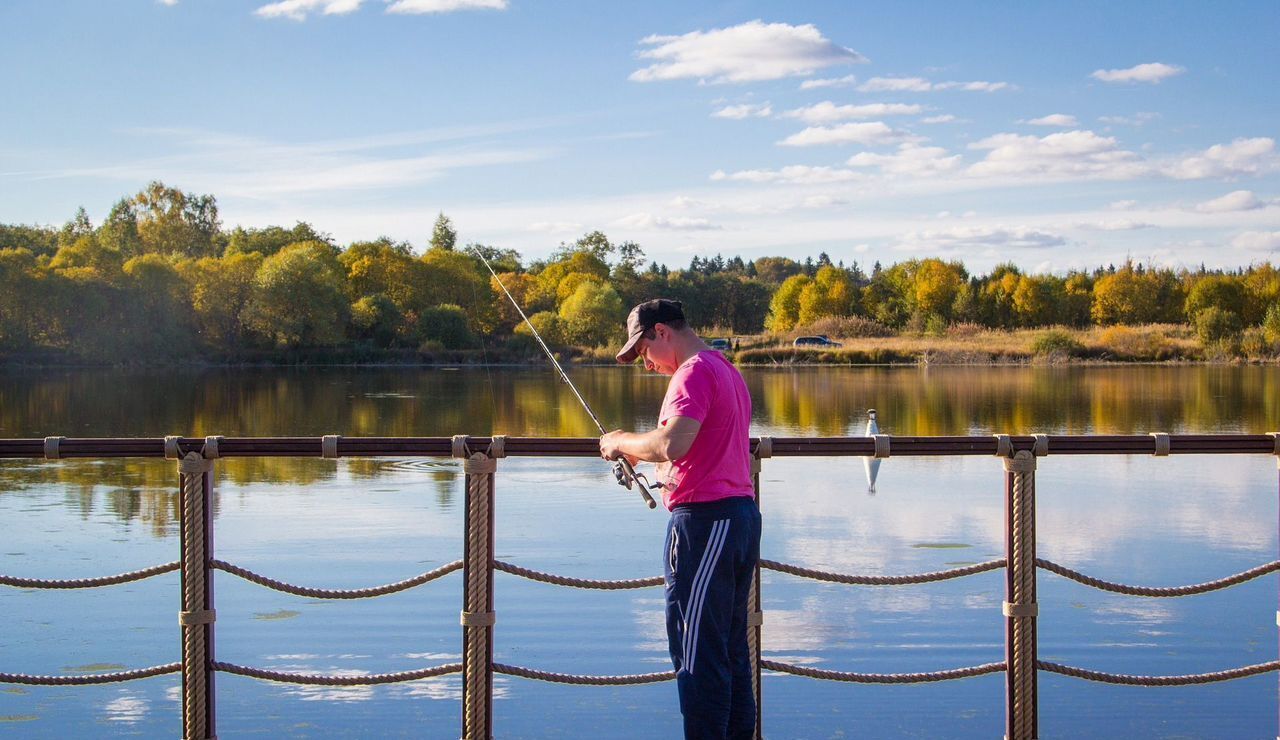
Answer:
[
  {"left": 1024, "top": 114, "right": 1079, "bottom": 127},
  {"left": 1231, "top": 231, "right": 1280, "bottom": 251},
  {"left": 1092, "top": 62, "right": 1185, "bottom": 84},
  {"left": 798, "top": 194, "right": 849, "bottom": 209},
  {"left": 895, "top": 226, "right": 1066, "bottom": 251},
  {"left": 967, "top": 130, "right": 1146, "bottom": 179},
  {"left": 1108, "top": 200, "right": 1138, "bottom": 210},
  {"left": 630, "top": 20, "right": 867, "bottom": 84},
  {"left": 255, "top": 0, "right": 363, "bottom": 20},
  {"left": 1166, "top": 137, "right": 1279, "bottom": 180},
  {"left": 846, "top": 143, "right": 962, "bottom": 176},
  {"left": 711, "top": 103, "right": 772, "bottom": 120},
  {"left": 1075, "top": 219, "right": 1155, "bottom": 231},
  {"left": 386, "top": 0, "right": 507, "bottom": 12},
  {"left": 920, "top": 114, "right": 957, "bottom": 124},
  {"left": 710, "top": 165, "right": 863, "bottom": 185},
  {"left": 1099, "top": 112, "right": 1160, "bottom": 127},
  {"left": 615, "top": 212, "right": 720, "bottom": 230},
  {"left": 668, "top": 196, "right": 706, "bottom": 210},
  {"left": 1195, "top": 190, "right": 1265, "bottom": 213},
  {"left": 157, "top": 0, "right": 178, "bottom": 6},
  {"left": 781, "top": 101, "right": 922, "bottom": 124},
  {"left": 799, "top": 74, "right": 857, "bottom": 90},
  {"left": 858, "top": 76, "right": 1010, "bottom": 93},
  {"left": 858, "top": 76, "right": 932, "bottom": 92},
  {"left": 777, "top": 121, "right": 912, "bottom": 147},
  {"left": 526, "top": 221, "right": 582, "bottom": 234}
]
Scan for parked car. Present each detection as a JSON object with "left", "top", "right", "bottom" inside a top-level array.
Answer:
[
  {"left": 793, "top": 335, "right": 842, "bottom": 347},
  {"left": 708, "top": 338, "right": 732, "bottom": 351}
]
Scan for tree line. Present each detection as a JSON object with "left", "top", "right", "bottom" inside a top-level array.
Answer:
[{"left": 1, "top": 182, "right": 1277, "bottom": 362}]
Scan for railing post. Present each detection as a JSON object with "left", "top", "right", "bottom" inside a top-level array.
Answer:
[
  {"left": 749, "top": 437, "right": 771, "bottom": 740},
  {"left": 1270, "top": 432, "right": 1278, "bottom": 740},
  {"left": 176, "top": 441, "right": 217, "bottom": 740},
  {"left": 457, "top": 435, "right": 499, "bottom": 740},
  {"left": 1002, "top": 447, "right": 1038, "bottom": 740}
]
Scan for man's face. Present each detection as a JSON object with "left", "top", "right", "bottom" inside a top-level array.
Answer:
[{"left": 635, "top": 324, "right": 675, "bottom": 375}]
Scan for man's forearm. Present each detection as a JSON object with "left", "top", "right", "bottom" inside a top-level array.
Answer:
[{"left": 610, "top": 429, "right": 671, "bottom": 463}]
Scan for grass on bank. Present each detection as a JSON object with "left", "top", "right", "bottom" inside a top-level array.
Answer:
[{"left": 577, "top": 322, "right": 1280, "bottom": 365}]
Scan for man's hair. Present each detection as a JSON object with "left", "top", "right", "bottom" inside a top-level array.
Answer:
[{"left": 643, "top": 319, "right": 686, "bottom": 339}]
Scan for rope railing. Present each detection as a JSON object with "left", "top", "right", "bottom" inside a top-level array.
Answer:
[
  {"left": 211, "top": 559, "right": 464, "bottom": 599},
  {"left": 761, "top": 558, "right": 1006, "bottom": 585},
  {"left": 1037, "top": 558, "right": 1280, "bottom": 597},
  {"left": 212, "top": 661, "right": 463, "bottom": 686},
  {"left": 762, "top": 659, "right": 1007, "bottom": 684},
  {"left": 1039, "top": 660, "right": 1280, "bottom": 686},
  {"left": 493, "top": 663, "right": 675, "bottom": 686},
  {"left": 1, "top": 432, "right": 1277, "bottom": 740},
  {"left": 0, "top": 663, "right": 182, "bottom": 686},
  {"left": 494, "top": 560, "right": 664, "bottom": 589},
  {"left": 0, "top": 561, "right": 180, "bottom": 589}
]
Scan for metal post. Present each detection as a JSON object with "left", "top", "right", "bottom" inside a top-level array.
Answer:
[
  {"left": 178, "top": 450, "right": 216, "bottom": 740},
  {"left": 457, "top": 436, "right": 497, "bottom": 740},
  {"left": 1270, "top": 433, "right": 1279, "bottom": 740},
  {"left": 749, "top": 437, "right": 771, "bottom": 740},
  {"left": 1003, "top": 449, "right": 1038, "bottom": 740}
]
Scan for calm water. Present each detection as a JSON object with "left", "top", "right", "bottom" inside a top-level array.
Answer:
[{"left": 1, "top": 365, "right": 1278, "bottom": 738}]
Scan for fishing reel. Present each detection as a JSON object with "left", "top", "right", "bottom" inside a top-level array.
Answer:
[{"left": 612, "top": 460, "right": 660, "bottom": 508}]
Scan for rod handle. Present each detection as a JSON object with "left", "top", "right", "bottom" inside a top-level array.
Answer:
[{"left": 617, "top": 458, "right": 658, "bottom": 509}]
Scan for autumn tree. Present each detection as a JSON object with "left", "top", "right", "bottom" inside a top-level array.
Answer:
[
  {"left": 133, "top": 181, "right": 221, "bottom": 258},
  {"left": 559, "top": 281, "right": 624, "bottom": 346},
  {"left": 242, "top": 241, "right": 349, "bottom": 347},
  {"left": 431, "top": 213, "right": 457, "bottom": 251}
]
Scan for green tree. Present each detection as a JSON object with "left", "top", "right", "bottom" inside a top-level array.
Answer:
[
  {"left": 133, "top": 181, "right": 221, "bottom": 258},
  {"left": 1184, "top": 274, "right": 1247, "bottom": 322},
  {"left": 98, "top": 198, "right": 143, "bottom": 258},
  {"left": 420, "top": 247, "right": 496, "bottom": 331},
  {"left": 1092, "top": 263, "right": 1159, "bottom": 325},
  {"left": 226, "top": 222, "right": 330, "bottom": 258},
  {"left": 0, "top": 223, "right": 59, "bottom": 257},
  {"left": 753, "top": 256, "right": 803, "bottom": 285},
  {"left": 179, "top": 252, "right": 263, "bottom": 349},
  {"left": 122, "top": 254, "right": 193, "bottom": 356},
  {"left": 417, "top": 303, "right": 473, "bottom": 348},
  {"left": 431, "top": 213, "right": 457, "bottom": 251},
  {"left": 351, "top": 293, "right": 404, "bottom": 348},
  {"left": 58, "top": 207, "right": 94, "bottom": 249},
  {"left": 242, "top": 241, "right": 349, "bottom": 347},
  {"left": 559, "top": 281, "right": 624, "bottom": 346},
  {"left": 1012, "top": 275, "right": 1065, "bottom": 327},
  {"left": 766, "top": 274, "right": 812, "bottom": 332}
]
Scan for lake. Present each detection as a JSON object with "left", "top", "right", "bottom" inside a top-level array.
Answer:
[{"left": 1, "top": 365, "right": 1277, "bottom": 738}]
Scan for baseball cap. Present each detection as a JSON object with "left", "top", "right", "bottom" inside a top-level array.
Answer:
[{"left": 615, "top": 299, "right": 685, "bottom": 363}]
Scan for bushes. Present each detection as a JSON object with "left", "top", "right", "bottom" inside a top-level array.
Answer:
[
  {"left": 1193, "top": 307, "right": 1242, "bottom": 343},
  {"left": 1097, "top": 325, "right": 1172, "bottom": 360},
  {"left": 1030, "top": 329, "right": 1083, "bottom": 357},
  {"left": 796, "top": 315, "right": 894, "bottom": 339}
]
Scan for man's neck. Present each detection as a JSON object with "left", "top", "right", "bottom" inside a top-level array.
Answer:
[{"left": 671, "top": 332, "right": 710, "bottom": 367}]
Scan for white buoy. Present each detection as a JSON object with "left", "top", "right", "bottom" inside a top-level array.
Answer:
[{"left": 863, "top": 409, "right": 881, "bottom": 493}]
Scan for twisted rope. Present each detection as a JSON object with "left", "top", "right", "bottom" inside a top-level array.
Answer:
[
  {"left": 493, "top": 663, "right": 674, "bottom": 685},
  {"left": 0, "top": 562, "right": 179, "bottom": 589},
  {"left": 179, "top": 455, "right": 210, "bottom": 740},
  {"left": 212, "top": 559, "right": 463, "bottom": 599},
  {"left": 493, "top": 561, "right": 663, "bottom": 590},
  {"left": 1036, "top": 558, "right": 1280, "bottom": 597},
  {"left": 1039, "top": 660, "right": 1280, "bottom": 686},
  {"left": 0, "top": 663, "right": 181, "bottom": 686},
  {"left": 762, "top": 659, "right": 1006, "bottom": 684},
  {"left": 463, "top": 453, "right": 493, "bottom": 739},
  {"left": 760, "top": 558, "right": 1005, "bottom": 585},
  {"left": 1006, "top": 451, "right": 1038, "bottom": 740},
  {"left": 212, "top": 661, "right": 462, "bottom": 686}
]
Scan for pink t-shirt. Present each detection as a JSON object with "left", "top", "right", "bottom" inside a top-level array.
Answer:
[{"left": 658, "top": 350, "right": 754, "bottom": 509}]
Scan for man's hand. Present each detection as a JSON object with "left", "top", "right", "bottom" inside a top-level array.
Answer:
[{"left": 600, "top": 430, "right": 639, "bottom": 466}]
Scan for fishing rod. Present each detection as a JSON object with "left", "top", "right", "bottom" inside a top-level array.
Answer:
[{"left": 470, "top": 247, "right": 658, "bottom": 509}]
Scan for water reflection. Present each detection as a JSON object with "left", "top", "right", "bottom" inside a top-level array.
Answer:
[{"left": 0, "top": 366, "right": 1274, "bottom": 537}]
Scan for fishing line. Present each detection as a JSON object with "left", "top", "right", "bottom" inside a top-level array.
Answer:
[{"left": 470, "top": 246, "right": 658, "bottom": 509}]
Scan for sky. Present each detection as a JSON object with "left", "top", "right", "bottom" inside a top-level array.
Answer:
[{"left": 2, "top": 0, "right": 1278, "bottom": 274}]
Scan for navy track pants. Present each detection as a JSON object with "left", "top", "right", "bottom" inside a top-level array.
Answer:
[{"left": 664, "top": 496, "right": 761, "bottom": 740}]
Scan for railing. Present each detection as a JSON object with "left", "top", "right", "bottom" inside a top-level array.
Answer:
[{"left": 2, "top": 432, "right": 1278, "bottom": 739}]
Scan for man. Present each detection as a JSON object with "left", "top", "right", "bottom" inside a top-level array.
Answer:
[{"left": 599, "top": 299, "right": 760, "bottom": 740}]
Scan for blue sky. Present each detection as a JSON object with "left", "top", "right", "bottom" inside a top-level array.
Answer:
[{"left": 2, "top": 0, "right": 1278, "bottom": 273}]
